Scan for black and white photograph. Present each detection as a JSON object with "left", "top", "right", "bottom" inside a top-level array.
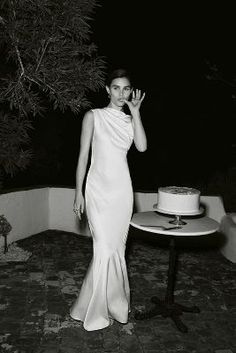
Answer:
[{"left": 0, "top": 1, "right": 236, "bottom": 352}]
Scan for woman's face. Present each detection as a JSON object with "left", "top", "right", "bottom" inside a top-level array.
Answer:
[{"left": 106, "top": 77, "right": 132, "bottom": 109}]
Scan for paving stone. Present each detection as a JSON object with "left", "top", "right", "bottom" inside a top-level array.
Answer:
[
  {"left": 58, "top": 347, "right": 79, "bottom": 353},
  {"left": 36, "top": 347, "right": 59, "bottom": 353},
  {"left": 0, "top": 230, "right": 235, "bottom": 353},
  {"left": 85, "top": 337, "right": 103, "bottom": 350},
  {"left": 119, "top": 334, "right": 143, "bottom": 352},
  {"left": 39, "top": 333, "right": 60, "bottom": 347},
  {"left": 60, "top": 333, "right": 83, "bottom": 347},
  {"left": 103, "top": 331, "right": 119, "bottom": 351}
]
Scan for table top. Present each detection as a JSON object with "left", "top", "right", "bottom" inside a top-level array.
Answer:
[{"left": 130, "top": 211, "right": 220, "bottom": 236}]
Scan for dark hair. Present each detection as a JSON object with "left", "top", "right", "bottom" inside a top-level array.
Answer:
[{"left": 105, "top": 68, "right": 132, "bottom": 87}]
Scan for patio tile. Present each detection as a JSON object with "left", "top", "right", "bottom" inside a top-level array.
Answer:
[{"left": 0, "top": 230, "right": 235, "bottom": 352}]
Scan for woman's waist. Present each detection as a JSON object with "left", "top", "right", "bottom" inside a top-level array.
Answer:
[
  {"left": 87, "top": 167, "right": 131, "bottom": 182},
  {"left": 91, "top": 153, "right": 127, "bottom": 163},
  {"left": 90, "top": 159, "right": 129, "bottom": 172}
]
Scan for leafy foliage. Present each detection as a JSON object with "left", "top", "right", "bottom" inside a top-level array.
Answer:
[
  {"left": 0, "top": 111, "right": 33, "bottom": 177},
  {"left": 0, "top": 0, "right": 105, "bottom": 184},
  {"left": 0, "top": 0, "right": 105, "bottom": 115}
]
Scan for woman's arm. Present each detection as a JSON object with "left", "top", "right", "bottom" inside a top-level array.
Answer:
[
  {"left": 132, "top": 110, "right": 147, "bottom": 152},
  {"left": 125, "top": 89, "right": 147, "bottom": 152},
  {"left": 74, "top": 110, "right": 94, "bottom": 218}
]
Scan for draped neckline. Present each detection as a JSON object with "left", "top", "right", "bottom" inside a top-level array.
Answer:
[{"left": 104, "top": 107, "right": 131, "bottom": 122}]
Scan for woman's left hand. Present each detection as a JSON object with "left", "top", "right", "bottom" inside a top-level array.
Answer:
[{"left": 124, "top": 89, "right": 145, "bottom": 114}]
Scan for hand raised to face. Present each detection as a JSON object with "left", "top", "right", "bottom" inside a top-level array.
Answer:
[{"left": 124, "top": 89, "right": 145, "bottom": 114}]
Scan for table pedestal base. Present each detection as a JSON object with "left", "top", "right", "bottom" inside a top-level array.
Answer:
[
  {"left": 169, "top": 214, "right": 187, "bottom": 226},
  {"left": 135, "top": 296, "right": 200, "bottom": 333},
  {"left": 134, "top": 237, "right": 200, "bottom": 333}
]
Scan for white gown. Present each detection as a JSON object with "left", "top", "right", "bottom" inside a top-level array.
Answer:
[{"left": 70, "top": 107, "right": 134, "bottom": 331}]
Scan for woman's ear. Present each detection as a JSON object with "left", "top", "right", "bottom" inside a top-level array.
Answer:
[{"left": 105, "top": 86, "right": 110, "bottom": 96}]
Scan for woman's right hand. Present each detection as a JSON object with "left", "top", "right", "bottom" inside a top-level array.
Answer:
[{"left": 73, "top": 193, "right": 84, "bottom": 220}]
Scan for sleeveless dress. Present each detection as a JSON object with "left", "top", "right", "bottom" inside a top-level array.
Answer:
[{"left": 70, "top": 107, "right": 134, "bottom": 331}]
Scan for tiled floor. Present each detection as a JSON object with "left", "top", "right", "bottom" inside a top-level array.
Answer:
[{"left": 0, "top": 229, "right": 235, "bottom": 353}]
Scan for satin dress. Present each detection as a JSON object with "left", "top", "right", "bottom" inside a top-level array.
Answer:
[{"left": 70, "top": 107, "right": 134, "bottom": 331}]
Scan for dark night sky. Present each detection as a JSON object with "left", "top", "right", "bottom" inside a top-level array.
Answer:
[
  {"left": 90, "top": 1, "right": 236, "bottom": 131},
  {"left": 88, "top": 2, "right": 236, "bottom": 190},
  {"left": 91, "top": 1, "right": 236, "bottom": 112},
  {"left": 5, "top": 2, "right": 236, "bottom": 190}
]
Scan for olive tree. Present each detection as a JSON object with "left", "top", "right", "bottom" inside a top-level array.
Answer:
[{"left": 0, "top": 0, "right": 105, "bottom": 185}]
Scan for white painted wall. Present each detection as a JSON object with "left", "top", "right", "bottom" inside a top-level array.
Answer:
[
  {"left": 134, "top": 192, "right": 158, "bottom": 212},
  {"left": 0, "top": 187, "right": 235, "bottom": 262},
  {"left": 48, "top": 187, "right": 91, "bottom": 236},
  {"left": 0, "top": 187, "right": 91, "bottom": 248},
  {"left": 200, "top": 195, "right": 226, "bottom": 223},
  {"left": 0, "top": 188, "right": 49, "bottom": 247}
]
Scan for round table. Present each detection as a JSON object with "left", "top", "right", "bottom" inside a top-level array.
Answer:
[
  {"left": 130, "top": 211, "right": 220, "bottom": 333},
  {"left": 131, "top": 211, "right": 219, "bottom": 236}
]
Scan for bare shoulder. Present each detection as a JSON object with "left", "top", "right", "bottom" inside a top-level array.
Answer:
[
  {"left": 82, "top": 110, "right": 94, "bottom": 128},
  {"left": 83, "top": 109, "right": 94, "bottom": 121}
]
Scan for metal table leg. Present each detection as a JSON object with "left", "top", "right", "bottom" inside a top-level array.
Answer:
[{"left": 134, "top": 237, "right": 200, "bottom": 333}]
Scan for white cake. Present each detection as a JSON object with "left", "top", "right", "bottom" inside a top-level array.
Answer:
[{"left": 157, "top": 186, "right": 200, "bottom": 214}]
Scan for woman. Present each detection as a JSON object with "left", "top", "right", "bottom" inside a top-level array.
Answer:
[{"left": 70, "top": 68, "right": 147, "bottom": 331}]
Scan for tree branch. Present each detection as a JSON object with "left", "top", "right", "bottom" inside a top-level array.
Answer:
[
  {"left": 35, "top": 38, "right": 52, "bottom": 73},
  {"left": 25, "top": 75, "right": 56, "bottom": 94},
  {"left": 9, "top": 1, "right": 25, "bottom": 79},
  {"left": 14, "top": 42, "right": 25, "bottom": 78}
]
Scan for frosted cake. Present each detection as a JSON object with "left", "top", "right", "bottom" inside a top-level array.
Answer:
[{"left": 157, "top": 186, "right": 200, "bottom": 214}]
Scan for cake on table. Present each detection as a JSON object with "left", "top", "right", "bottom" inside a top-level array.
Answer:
[{"left": 157, "top": 186, "right": 200, "bottom": 214}]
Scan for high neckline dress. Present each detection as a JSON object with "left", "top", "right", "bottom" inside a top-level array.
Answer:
[{"left": 70, "top": 107, "right": 134, "bottom": 331}]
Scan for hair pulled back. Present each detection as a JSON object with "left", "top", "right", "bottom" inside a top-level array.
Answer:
[{"left": 105, "top": 68, "right": 132, "bottom": 87}]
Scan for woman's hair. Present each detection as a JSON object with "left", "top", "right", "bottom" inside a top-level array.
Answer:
[{"left": 105, "top": 68, "right": 132, "bottom": 87}]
